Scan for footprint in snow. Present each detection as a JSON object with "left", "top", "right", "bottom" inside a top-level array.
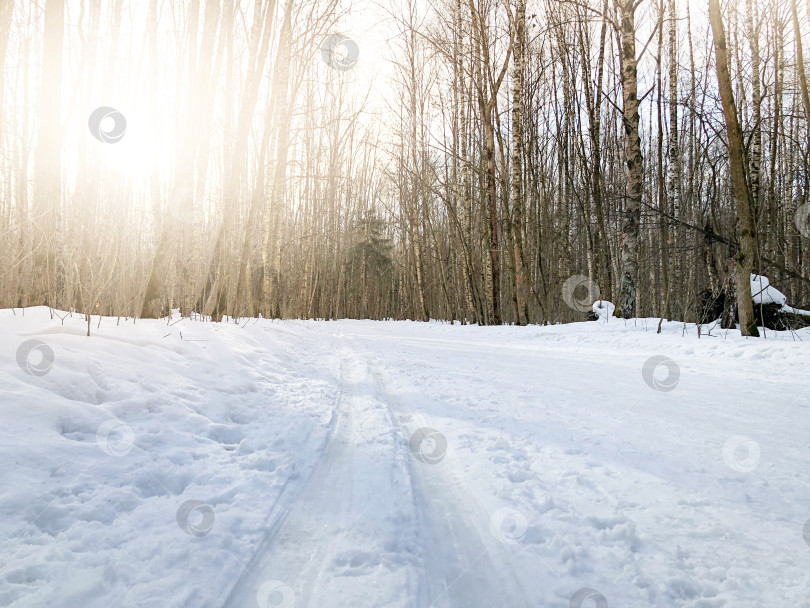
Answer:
[{"left": 330, "top": 550, "right": 381, "bottom": 576}]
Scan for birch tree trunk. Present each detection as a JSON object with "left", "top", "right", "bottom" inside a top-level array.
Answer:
[
  {"left": 656, "top": 1, "right": 670, "bottom": 317},
  {"left": 666, "top": 0, "right": 681, "bottom": 315},
  {"left": 745, "top": 0, "right": 762, "bottom": 214},
  {"left": 511, "top": 0, "right": 528, "bottom": 324},
  {"left": 616, "top": 0, "right": 642, "bottom": 319}
]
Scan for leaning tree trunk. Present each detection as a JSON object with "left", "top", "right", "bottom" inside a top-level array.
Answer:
[
  {"left": 204, "top": 0, "right": 272, "bottom": 320},
  {"left": 709, "top": 0, "right": 760, "bottom": 337}
]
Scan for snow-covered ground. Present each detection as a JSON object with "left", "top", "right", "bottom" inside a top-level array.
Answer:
[{"left": 2, "top": 308, "right": 810, "bottom": 607}]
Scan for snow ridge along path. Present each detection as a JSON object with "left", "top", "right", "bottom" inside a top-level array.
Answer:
[
  {"left": 223, "top": 337, "right": 419, "bottom": 608},
  {"left": 2, "top": 309, "right": 810, "bottom": 607}
]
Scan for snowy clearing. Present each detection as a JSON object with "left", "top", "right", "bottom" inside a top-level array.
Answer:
[{"left": 2, "top": 308, "right": 810, "bottom": 607}]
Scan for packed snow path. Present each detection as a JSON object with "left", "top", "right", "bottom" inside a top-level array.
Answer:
[
  {"left": 2, "top": 309, "right": 810, "bottom": 607},
  {"left": 224, "top": 335, "right": 530, "bottom": 607}
]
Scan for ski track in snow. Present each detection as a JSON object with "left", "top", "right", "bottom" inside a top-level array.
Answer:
[
  {"left": 2, "top": 308, "right": 810, "bottom": 607},
  {"left": 361, "top": 341, "right": 532, "bottom": 608},
  {"left": 222, "top": 335, "right": 418, "bottom": 608},
  {"left": 223, "top": 331, "right": 530, "bottom": 607}
]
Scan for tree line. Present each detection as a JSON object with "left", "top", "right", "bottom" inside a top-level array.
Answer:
[{"left": 0, "top": 0, "right": 808, "bottom": 332}]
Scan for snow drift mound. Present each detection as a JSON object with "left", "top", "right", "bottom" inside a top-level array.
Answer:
[
  {"left": 750, "top": 274, "right": 810, "bottom": 330},
  {"left": 592, "top": 300, "right": 616, "bottom": 321}
]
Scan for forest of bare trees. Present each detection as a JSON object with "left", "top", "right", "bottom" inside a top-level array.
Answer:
[{"left": 0, "top": 0, "right": 808, "bottom": 329}]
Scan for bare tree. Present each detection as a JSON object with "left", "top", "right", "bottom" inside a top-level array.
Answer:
[
  {"left": 709, "top": 0, "right": 760, "bottom": 337},
  {"left": 615, "top": 0, "right": 643, "bottom": 319}
]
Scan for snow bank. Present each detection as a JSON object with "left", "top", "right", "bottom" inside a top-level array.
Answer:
[{"left": 0, "top": 308, "right": 339, "bottom": 607}]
